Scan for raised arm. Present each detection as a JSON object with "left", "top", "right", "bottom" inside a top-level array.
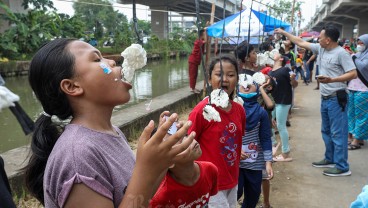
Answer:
[{"left": 275, "top": 28, "right": 312, "bottom": 51}]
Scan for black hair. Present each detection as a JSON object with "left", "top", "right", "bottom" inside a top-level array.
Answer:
[
  {"left": 281, "top": 55, "right": 289, "bottom": 67},
  {"left": 24, "top": 38, "right": 76, "bottom": 204},
  {"left": 260, "top": 41, "right": 273, "bottom": 52},
  {"left": 288, "top": 40, "right": 295, "bottom": 50},
  {"left": 208, "top": 55, "right": 239, "bottom": 100},
  {"left": 235, "top": 41, "right": 254, "bottom": 63},
  {"left": 322, "top": 24, "right": 340, "bottom": 42}
]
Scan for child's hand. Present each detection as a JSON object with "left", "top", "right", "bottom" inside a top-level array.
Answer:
[
  {"left": 266, "top": 161, "right": 273, "bottom": 180},
  {"left": 158, "top": 111, "right": 184, "bottom": 139},
  {"left": 135, "top": 114, "right": 195, "bottom": 177},
  {"left": 158, "top": 111, "right": 171, "bottom": 127},
  {"left": 260, "top": 78, "right": 271, "bottom": 89},
  {"left": 240, "top": 150, "right": 246, "bottom": 160}
]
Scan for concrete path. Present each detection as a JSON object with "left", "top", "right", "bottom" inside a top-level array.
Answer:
[{"left": 269, "top": 81, "right": 367, "bottom": 208}]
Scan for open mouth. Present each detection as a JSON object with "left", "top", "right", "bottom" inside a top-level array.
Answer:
[
  {"left": 119, "top": 68, "right": 133, "bottom": 89},
  {"left": 222, "top": 86, "right": 228, "bottom": 91}
]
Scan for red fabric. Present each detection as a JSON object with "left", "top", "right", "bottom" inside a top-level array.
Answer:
[
  {"left": 343, "top": 45, "right": 354, "bottom": 54},
  {"left": 188, "top": 98, "right": 246, "bottom": 191},
  {"left": 189, "top": 62, "right": 199, "bottom": 89},
  {"left": 188, "top": 39, "right": 205, "bottom": 65},
  {"left": 150, "top": 161, "right": 218, "bottom": 208},
  {"left": 261, "top": 67, "right": 272, "bottom": 75}
]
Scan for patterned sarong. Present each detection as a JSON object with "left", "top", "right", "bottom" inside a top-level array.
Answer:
[{"left": 348, "top": 90, "right": 368, "bottom": 140}]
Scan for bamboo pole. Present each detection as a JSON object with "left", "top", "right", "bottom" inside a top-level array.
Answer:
[
  {"left": 290, "top": 0, "right": 296, "bottom": 30},
  {"left": 203, "top": 0, "right": 216, "bottom": 97}
]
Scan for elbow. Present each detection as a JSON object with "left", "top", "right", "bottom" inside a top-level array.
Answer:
[
  {"left": 267, "top": 104, "right": 275, "bottom": 110},
  {"left": 352, "top": 70, "right": 358, "bottom": 79}
]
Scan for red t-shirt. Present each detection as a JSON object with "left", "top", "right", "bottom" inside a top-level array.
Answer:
[
  {"left": 150, "top": 161, "right": 218, "bottom": 208},
  {"left": 188, "top": 98, "right": 246, "bottom": 190},
  {"left": 261, "top": 66, "right": 272, "bottom": 75},
  {"left": 188, "top": 39, "right": 205, "bottom": 65}
]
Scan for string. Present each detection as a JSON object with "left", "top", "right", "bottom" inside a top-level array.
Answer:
[
  {"left": 217, "top": 0, "right": 228, "bottom": 97},
  {"left": 247, "top": 0, "right": 254, "bottom": 47}
]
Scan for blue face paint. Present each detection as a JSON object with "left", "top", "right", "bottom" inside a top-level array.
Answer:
[
  {"left": 100, "top": 63, "right": 112, "bottom": 74},
  {"left": 238, "top": 92, "right": 257, "bottom": 99}
]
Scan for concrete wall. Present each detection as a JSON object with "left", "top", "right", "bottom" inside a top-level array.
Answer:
[
  {"left": 358, "top": 20, "right": 368, "bottom": 36},
  {"left": 151, "top": 6, "right": 169, "bottom": 39},
  {"left": 306, "top": 0, "right": 368, "bottom": 39},
  {"left": 0, "top": 0, "right": 26, "bottom": 33}
]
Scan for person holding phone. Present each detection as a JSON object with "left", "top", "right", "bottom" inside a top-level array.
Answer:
[{"left": 275, "top": 24, "right": 357, "bottom": 177}]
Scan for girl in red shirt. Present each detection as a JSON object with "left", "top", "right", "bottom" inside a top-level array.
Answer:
[{"left": 188, "top": 55, "right": 246, "bottom": 207}]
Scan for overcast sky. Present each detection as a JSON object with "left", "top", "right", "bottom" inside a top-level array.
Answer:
[{"left": 52, "top": 0, "right": 322, "bottom": 30}]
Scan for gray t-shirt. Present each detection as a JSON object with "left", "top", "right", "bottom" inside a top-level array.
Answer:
[
  {"left": 44, "top": 124, "right": 135, "bottom": 208},
  {"left": 310, "top": 43, "right": 356, "bottom": 96}
]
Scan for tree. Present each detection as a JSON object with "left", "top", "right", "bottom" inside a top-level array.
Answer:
[
  {"left": 0, "top": 1, "right": 84, "bottom": 59},
  {"left": 22, "top": 0, "right": 55, "bottom": 11},
  {"left": 73, "top": 0, "right": 116, "bottom": 40},
  {"left": 51, "top": 13, "right": 85, "bottom": 39},
  {"left": 137, "top": 19, "right": 151, "bottom": 37},
  {"left": 113, "top": 12, "right": 133, "bottom": 49},
  {"left": 269, "top": 0, "right": 303, "bottom": 25}
]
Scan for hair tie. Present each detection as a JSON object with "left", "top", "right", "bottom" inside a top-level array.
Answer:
[{"left": 42, "top": 111, "right": 51, "bottom": 117}]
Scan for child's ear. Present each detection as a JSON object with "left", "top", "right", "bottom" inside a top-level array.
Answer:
[{"left": 60, "top": 79, "right": 83, "bottom": 96}]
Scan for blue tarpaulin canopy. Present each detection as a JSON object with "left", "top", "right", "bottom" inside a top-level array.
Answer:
[
  {"left": 207, "top": 8, "right": 291, "bottom": 40},
  {"left": 251, "top": 9, "right": 291, "bottom": 32}
]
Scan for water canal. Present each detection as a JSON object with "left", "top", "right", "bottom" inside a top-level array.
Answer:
[{"left": 0, "top": 58, "right": 204, "bottom": 153}]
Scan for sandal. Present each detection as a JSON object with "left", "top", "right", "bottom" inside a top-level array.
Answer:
[
  {"left": 348, "top": 144, "right": 361, "bottom": 150},
  {"left": 259, "top": 205, "right": 273, "bottom": 208},
  {"left": 272, "top": 143, "right": 280, "bottom": 156},
  {"left": 273, "top": 154, "right": 292, "bottom": 162},
  {"left": 348, "top": 140, "right": 364, "bottom": 146},
  {"left": 190, "top": 89, "right": 201, "bottom": 94}
]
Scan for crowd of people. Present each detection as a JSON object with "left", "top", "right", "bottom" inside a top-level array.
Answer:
[{"left": 0, "top": 22, "right": 367, "bottom": 208}]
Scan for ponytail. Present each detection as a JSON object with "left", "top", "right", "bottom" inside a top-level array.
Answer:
[
  {"left": 23, "top": 115, "right": 61, "bottom": 204},
  {"left": 24, "top": 38, "right": 76, "bottom": 204}
]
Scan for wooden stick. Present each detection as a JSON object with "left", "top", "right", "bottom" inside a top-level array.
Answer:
[{"left": 203, "top": 1, "right": 216, "bottom": 97}]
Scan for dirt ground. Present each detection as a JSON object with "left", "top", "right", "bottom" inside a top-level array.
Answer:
[{"left": 264, "top": 81, "right": 367, "bottom": 208}]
